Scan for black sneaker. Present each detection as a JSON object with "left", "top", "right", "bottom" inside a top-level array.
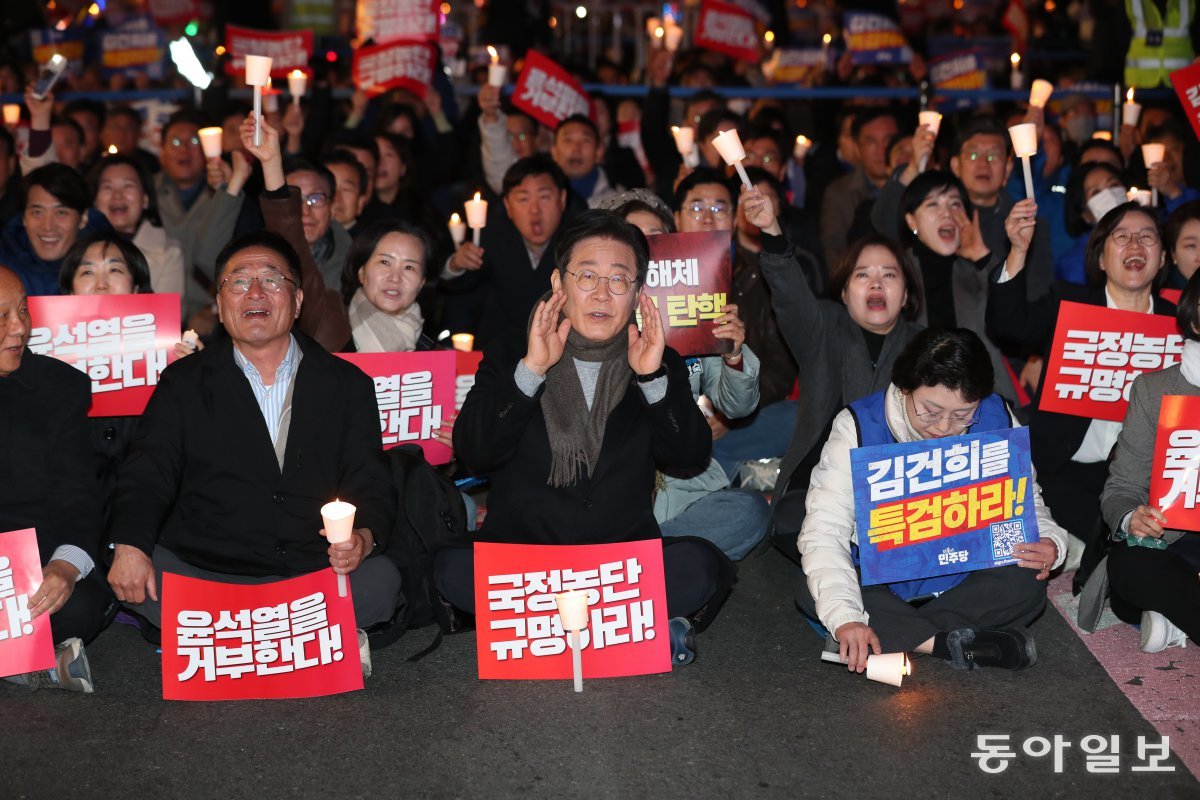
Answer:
[{"left": 947, "top": 627, "right": 1037, "bottom": 671}]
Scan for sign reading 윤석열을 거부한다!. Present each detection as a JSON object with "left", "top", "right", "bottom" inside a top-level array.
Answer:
[
  {"left": 639, "top": 230, "right": 734, "bottom": 357},
  {"left": 850, "top": 427, "right": 1041, "bottom": 586},
  {"left": 352, "top": 41, "right": 437, "bottom": 99},
  {"left": 473, "top": 540, "right": 672, "bottom": 680},
  {"left": 1150, "top": 395, "right": 1200, "bottom": 532},
  {"left": 26, "top": 294, "right": 181, "bottom": 418},
  {"left": 336, "top": 351, "right": 455, "bottom": 464},
  {"left": 1039, "top": 302, "right": 1184, "bottom": 423},
  {"left": 161, "top": 569, "right": 363, "bottom": 701},
  {"left": 511, "top": 51, "right": 591, "bottom": 130},
  {"left": 0, "top": 529, "right": 56, "bottom": 680}
]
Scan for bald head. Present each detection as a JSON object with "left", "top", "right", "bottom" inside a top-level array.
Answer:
[{"left": 0, "top": 265, "right": 31, "bottom": 378}]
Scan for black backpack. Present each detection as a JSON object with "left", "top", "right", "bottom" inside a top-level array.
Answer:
[{"left": 383, "top": 444, "right": 469, "bottom": 635}]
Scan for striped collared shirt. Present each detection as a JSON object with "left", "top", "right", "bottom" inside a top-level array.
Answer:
[{"left": 232, "top": 335, "right": 299, "bottom": 446}]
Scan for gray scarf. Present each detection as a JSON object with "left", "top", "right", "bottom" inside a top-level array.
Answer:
[{"left": 541, "top": 322, "right": 632, "bottom": 488}]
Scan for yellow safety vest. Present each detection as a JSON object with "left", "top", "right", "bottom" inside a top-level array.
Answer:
[{"left": 1125, "top": 0, "right": 1196, "bottom": 87}]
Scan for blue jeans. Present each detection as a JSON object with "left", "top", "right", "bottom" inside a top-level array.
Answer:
[
  {"left": 710, "top": 399, "right": 798, "bottom": 482},
  {"left": 659, "top": 488, "right": 770, "bottom": 561}
]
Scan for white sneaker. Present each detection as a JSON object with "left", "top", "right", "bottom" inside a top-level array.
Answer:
[
  {"left": 358, "top": 628, "right": 372, "bottom": 679},
  {"left": 5, "top": 637, "right": 94, "bottom": 693},
  {"left": 1140, "top": 610, "right": 1188, "bottom": 653}
]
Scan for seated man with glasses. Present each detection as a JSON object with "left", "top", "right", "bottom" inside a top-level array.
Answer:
[
  {"left": 281, "top": 157, "right": 351, "bottom": 292},
  {"left": 798, "top": 327, "right": 1067, "bottom": 675},
  {"left": 105, "top": 226, "right": 399, "bottom": 671}
]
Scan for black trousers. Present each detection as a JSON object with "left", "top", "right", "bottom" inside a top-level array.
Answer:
[
  {"left": 796, "top": 565, "right": 1048, "bottom": 653},
  {"left": 1107, "top": 538, "right": 1200, "bottom": 643},
  {"left": 1037, "top": 459, "right": 1108, "bottom": 586},
  {"left": 434, "top": 538, "right": 733, "bottom": 632},
  {"left": 49, "top": 571, "right": 116, "bottom": 646}
]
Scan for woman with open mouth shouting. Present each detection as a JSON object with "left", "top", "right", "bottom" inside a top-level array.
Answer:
[{"left": 987, "top": 201, "right": 1176, "bottom": 596}]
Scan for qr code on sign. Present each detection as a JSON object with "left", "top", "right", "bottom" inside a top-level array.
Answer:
[{"left": 990, "top": 521, "right": 1025, "bottom": 559}]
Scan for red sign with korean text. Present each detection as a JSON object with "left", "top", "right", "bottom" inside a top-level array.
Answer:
[
  {"left": 0, "top": 529, "right": 55, "bottom": 679},
  {"left": 338, "top": 351, "right": 454, "bottom": 463},
  {"left": 161, "top": 569, "right": 362, "bottom": 701},
  {"left": 1040, "top": 301, "right": 1183, "bottom": 422},
  {"left": 512, "top": 51, "right": 591, "bottom": 130},
  {"left": 1170, "top": 61, "right": 1200, "bottom": 144},
  {"left": 695, "top": 0, "right": 762, "bottom": 64},
  {"left": 1149, "top": 395, "right": 1200, "bottom": 531},
  {"left": 27, "top": 294, "right": 180, "bottom": 418},
  {"left": 455, "top": 350, "right": 482, "bottom": 412},
  {"left": 352, "top": 41, "right": 436, "bottom": 99},
  {"left": 225, "top": 26, "right": 314, "bottom": 79},
  {"left": 1160, "top": 288, "right": 1183, "bottom": 305},
  {"left": 147, "top": 0, "right": 199, "bottom": 27},
  {"left": 356, "top": 0, "right": 440, "bottom": 45},
  {"left": 474, "top": 540, "right": 672, "bottom": 680},
  {"left": 641, "top": 231, "right": 733, "bottom": 357}
]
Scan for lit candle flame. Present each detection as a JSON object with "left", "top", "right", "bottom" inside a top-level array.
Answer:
[
  {"left": 1010, "top": 52, "right": 1020, "bottom": 67},
  {"left": 107, "top": 144, "right": 117, "bottom": 154},
  {"left": 822, "top": 33, "right": 832, "bottom": 45},
  {"left": 450, "top": 212, "right": 462, "bottom": 224},
  {"left": 487, "top": 45, "right": 498, "bottom": 64},
  {"left": 473, "top": 191, "right": 481, "bottom": 202},
  {"left": 654, "top": 26, "right": 664, "bottom": 38},
  {"left": 797, "top": 135, "right": 810, "bottom": 146},
  {"left": 1127, "top": 87, "right": 1136, "bottom": 103}
]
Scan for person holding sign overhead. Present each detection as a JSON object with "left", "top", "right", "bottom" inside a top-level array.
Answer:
[
  {"left": 1098, "top": 270, "right": 1200, "bottom": 652},
  {"left": 446, "top": 210, "right": 735, "bottom": 663},
  {"left": 987, "top": 201, "right": 1176, "bottom": 590},
  {"left": 799, "top": 328, "right": 1067, "bottom": 673}
]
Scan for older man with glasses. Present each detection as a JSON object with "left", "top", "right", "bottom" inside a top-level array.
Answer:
[
  {"left": 282, "top": 157, "right": 352, "bottom": 292},
  {"left": 105, "top": 222, "right": 399, "bottom": 673}
]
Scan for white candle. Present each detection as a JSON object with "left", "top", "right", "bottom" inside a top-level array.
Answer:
[
  {"left": 820, "top": 650, "right": 912, "bottom": 688},
  {"left": 464, "top": 192, "right": 488, "bottom": 246},
  {"left": 321, "top": 499, "right": 356, "bottom": 598},
  {"left": 264, "top": 84, "right": 279, "bottom": 115},
  {"left": 671, "top": 125, "right": 700, "bottom": 168},
  {"left": 1142, "top": 143, "right": 1166, "bottom": 206},
  {"left": 712, "top": 128, "right": 752, "bottom": 189},
  {"left": 2, "top": 104, "right": 19, "bottom": 127},
  {"left": 486, "top": 45, "right": 507, "bottom": 87},
  {"left": 1028, "top": 79, "right": 1054, "bottom": 109},
  {"left": 182, "top": 329, "right": 198, "bottom": 348},
  {"left": 917, "top": 111, "right": 941, "bottom": 172},
  {"left": 793, "top": 134, "right": 811, "bottom": 161},
  {"left": 1123, "top": 87, "right": 1142, "bottom": 127},
  {"left": 288, "top": 69, "right": 306, "bottom": 105},
  {"left": 244, "top": 54, "right": 273, "bottom": 147},
  {"left": 451, "top": 333, "right": 474, "bottom": 352},
  {"left": 665, "top": 23, "right": 684, "bottom": 52},
  {"left": 1009, "top": 53, "right": 1022, "bottom": 90},
  {"left": 1008, "top": 123, "right": 1038, "bottom": 199},
  {"left": 198, "top": 127, "right": 223, "bottom": 159},
  {"left": 1127, "top": 187, "right": 1153, "bottom": 207},
  {"left": 556, "top": 590, "right": 588, "bottom": 692},
  {"left": 448, "top": 212, "right": 467, "bottom": 246}
]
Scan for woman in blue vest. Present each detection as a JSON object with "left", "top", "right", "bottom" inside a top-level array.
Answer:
[{"left": 798, "top": 328, "right": 1068, "bottom": 673}]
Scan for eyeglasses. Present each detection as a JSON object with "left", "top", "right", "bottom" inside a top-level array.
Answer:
[
  {"left": 1110, "top": 230, "right": 1160, "bottom": 247},
  {"left": 221, "top": 272, "right": 297, "bottom": 294},
  {"left": 508, "top": 132, "right": 530, "bottom": 142},
  {"left": 167, "top": 136, "right": 200, "bottom": 149},
  {"left": 963, "top": 150, "right": 1003, "bottom": 163},
  {"left": 911, "top": 404, "right": 980, "bottom": 431},
  {"left": 302, "top": 192, "right": 329, "bottom": 209},
  {"left": 685, "top": 201, "right": 731, "bottom": 220},
  {"left": 564, "top": 268, "right": 634, "bottom": 295}
]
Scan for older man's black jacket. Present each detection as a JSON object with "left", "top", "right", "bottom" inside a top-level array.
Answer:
[
  {"left": 0, "top": 351, "right": 102, "bottom": 563},
  {"left": 108, "top": 332, "right": 394, "bottom": 576}
]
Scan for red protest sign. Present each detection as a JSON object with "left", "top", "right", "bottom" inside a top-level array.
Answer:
[
  {"left": 455, "top": 349, "right": 482, "bottom": 412},
  {"left": 147, "top": 0, "right": 199, "bottom": 27},
  {"left": 27, "top": 294, "right": 180, "bottom": 417},
  {"left": 356, "top": 0, "right": 440, "bottom": 45},
  {"left": 225, "top": 26, "right": 314, "bottom": 79},
  {"left": 695, "top": 0, "right": 763, "bottom": 64},
  {"left": 352, "top": 41, "right": 436, "bottom": 99},
  {"left": 1149, "top": 394, "right": 1200, "bottom": 531},
  {"left": 0, "top": 529, "right": 56, "bottom": 679},
  {"left": 512, "top": 51, "right": 591, "bottom": 130},
  {"left": 1040, "top": 301, "right": 1183, "bottom": 422},
  {"left": 1160, "top": 287, "right": 1183, "bottom": 305},
  {"left": 474, "top": 540, "right": 672, "bottom": 680},
  {"left": 641, "top": 230, "right": 733, "bottom": 357},
  {"left": 161, "top": 569, "right": 363, "bottom": 701},
  {"left": 1170, "top": 61, "right": 1200, "bottom": 143},
  {"left": 338, "top": 350, "right": 454, "bottom": 463}
]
